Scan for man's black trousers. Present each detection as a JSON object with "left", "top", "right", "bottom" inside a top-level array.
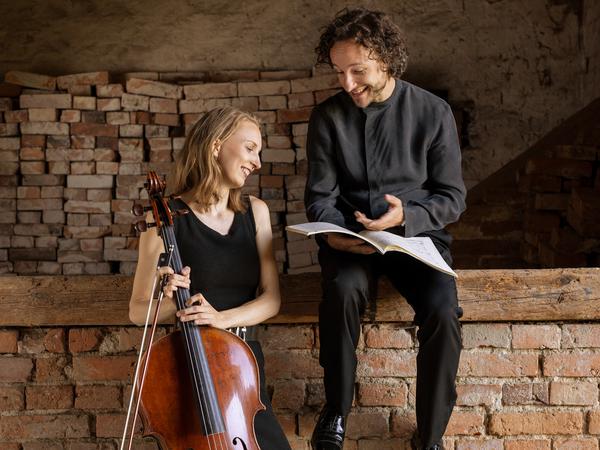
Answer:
[{"left": 317, "top": 244, "right": 462, "bottom": 447}]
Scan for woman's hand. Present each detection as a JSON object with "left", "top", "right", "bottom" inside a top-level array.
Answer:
[
  {"left": 176, "top": 294, "right": 229, "bottom": 329},
  {"left": 160, "top": 266, "right": 191, "bottom": 299}
]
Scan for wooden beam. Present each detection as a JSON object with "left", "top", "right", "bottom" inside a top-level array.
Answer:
[{"left": 0, "top": 268, "right": 599, "bottom": 326}]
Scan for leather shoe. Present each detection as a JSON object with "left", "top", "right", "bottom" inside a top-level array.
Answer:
[{"left": 311, "top": 405, "right": 345, "bottom": 449}]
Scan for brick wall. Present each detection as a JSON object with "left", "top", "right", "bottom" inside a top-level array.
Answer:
[
  {"left": 0, "top": 69, "right": 344, "bottom": 276},
  {"left": 2, "top": 321, "right": 600, "bottom": 449}
]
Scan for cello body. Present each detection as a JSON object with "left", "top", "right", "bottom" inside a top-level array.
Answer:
[{"left": 138, "top": 328, "right": 264, "bottom": 450}]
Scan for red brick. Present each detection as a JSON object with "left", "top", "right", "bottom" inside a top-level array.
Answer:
[
  {"left": 456, "top": 383, "right": 502, "bottom": 407},
  {"left": 126, "top": 78, "right": 182, "bottom": 99},
  {"left": 75, "top": 384, "right": 121, "bottom": 409},
  {"left": 512, "top": 324, "right": 561, "bottom": 349},
  {"left": 563, "top": 324, "right": 600, "bottom": 348},
  {"left": 43, "top": 329, "right": 66, "bottom": 353},
  {"left": 589, "top": 410, "right": 600, "bottom": 434},
  {"left": 357, "top": 349, "right": 416, "bottom": 377},
  {"left": 35, "top": 355, "right": 69, "bottom": 382},
  {"left": 257, "top": 325, "right": 313, "bottom": 350},
  {"left": 0, "top": 329, "right": 19, "bottom": 353},
  {"left": 455, "top": 438, "right": 503, "bottom": 449},
  {"left": 20, "top": 147, "right": 45, "bottom": 160},
  {"left": 0, "top": 414, "right": 89, "bottom": 439},
  {"left": 446, "top": 409, "right": 486, "bottom": 435},
  {"left": 264, "top": 350, "right": 321, "bottom": 379},
  {"left": 0, "top": 385, "right": 24, "bottom": 410},
  {"left": 20, "top": 94, "right": 71, "bottom": 109},
  {"left": 71, "top": 122, "right": 118, "bottom": 137},
  {"left": 459, "top": 351, "right": 538, "bottom": 377},
  {"left": 5, "top": 109, "right": 29, "bottom": 123},
  {"left": 0, "top": 356, "right": 33, "bottom": 381},
  {"left": 502, "top": 382, "right": 548, "bottom": 405},
  {"left": 97, "top": 83, "right": 125, "bottom": 97},
  {"left": 20, "top": 121, "right": 69, "bottom": 135},
  {"left": 462, "top": 324, "right": 510, "bottom": 348},
  {"left": 291, "top": 74, "right": 339, "bottom": 93},
  {"left": 56, "top": 71, "right": 109, "bottom": 89},
  {"left": 549, "top": 381, "right": 598, "bottom": 405},
  {"left": 490, "top": 410, "right": 583, "bottom": 435},
  {"left": 122, "top": 93, "right": 150, "bottom": 111},
  {"left": 97, "top": 97, "right": 120, "bottom": 111},
  {"left": 271, "top": 379, "right": 306, "bottom": 410},
  {"left": 551, "top": 437, "right": 599, "bottom": 449},
  {"left": 288, "top": 92, "right": 315, "bottom": 109},
  {"left": 95, "top": 412, "right": 128, "bottom": 438},
  {"left": 346, "top": 410, "right": 389, "bottom": 439},
  {"left": 28, "top": 107, "right": 57, "bottom": 122},
  {"left": 26, "top": 384, "right": 73, "bottom": 409},
  {"left": 544, "top": 350, "right": 600, "bottom": 376},
  {"left": 72, "top": 355, "right": 136, "bottom": 381},
  {"left": 277, "top": 107, "right": 313, "bottom": 123},
  {"left": 5, "top": 70, "right": 56, "bottom": 90},
  {"left": 259, "top": 95, "right": 287, "bottom": 110},
  {"left": 358, "top": 379, "right": 408, "bottom": 407},
  {"left": 363, "top": 324, "right": 413, "bottom": 349},
  {"left": 504, "top": 440, "right": 551, "bottom": 450}
]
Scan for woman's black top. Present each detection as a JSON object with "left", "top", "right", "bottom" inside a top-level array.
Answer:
[{"left": 171, "top": 198, "right": 260, "bottom": 311}]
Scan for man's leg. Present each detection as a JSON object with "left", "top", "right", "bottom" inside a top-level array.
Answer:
[
  {"left": 313, "top": 246, "right": 377, "bottom": 449},
  {"left": 382, "top": 253, "right": 462, "bottom": 448}
]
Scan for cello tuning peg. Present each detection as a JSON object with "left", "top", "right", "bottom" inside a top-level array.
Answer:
[
  {"left": 134, "top": 221, "right": 157, "bottom": 233},
  {"left": 131, "top": 203, "right": 152, "bottom": 217}
]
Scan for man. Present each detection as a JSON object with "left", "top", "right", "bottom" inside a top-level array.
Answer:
[{"left": 305, "top": 8, "right": 466, "bottom": 450}]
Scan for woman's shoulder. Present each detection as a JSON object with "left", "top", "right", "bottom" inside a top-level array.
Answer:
[{"left": 248, "top": 195, "right": 271, "bottom": 229}]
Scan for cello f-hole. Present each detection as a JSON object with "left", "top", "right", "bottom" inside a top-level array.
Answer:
[{"left": 233, "top": 436, "right": 249, "bottom": 449}]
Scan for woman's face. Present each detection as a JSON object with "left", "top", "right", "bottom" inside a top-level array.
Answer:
[{"left": 216, "top": 119, "right": 262, "bottom": 189}]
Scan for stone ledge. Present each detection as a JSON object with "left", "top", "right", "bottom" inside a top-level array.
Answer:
[{"left": 0, "top": 268, "right": 598, "bottom": 326}]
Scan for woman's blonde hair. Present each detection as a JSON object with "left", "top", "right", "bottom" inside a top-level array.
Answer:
[{"left": 170, "top": 106, "right": 260, "bottom": 212}]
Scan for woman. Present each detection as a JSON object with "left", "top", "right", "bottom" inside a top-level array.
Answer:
[{"left": 129, "top": 106, "right": 291, "bottom": 450}]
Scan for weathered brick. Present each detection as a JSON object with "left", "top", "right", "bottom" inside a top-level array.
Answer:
[
  {"left": 67, "top": 175, "right": 114, "bottom": 189},
  {"left": 489, "top": 410, "right": 583, "bottom": 435},
  {"left": 95, "top": 412, "right": 128, "bottom": 438},
  {"left": 288, "top": 92, "right": 315, "bottom": 109},
  {"left": 122, "top": 93, "right": 150, "bottom": 111},
  {"left": 5, "top": 71, "right": 56, "bottom": 90},
  {"left": 4, "top": 109, "right": 29, "bottom": 123},
  {"left": 56, "top": 71, "right": 109, "bottom": 89},
  {"left": 71, "top": 122, "right": 118, "bottom": 137},
  {"left": 544, "top": 350, "right": 600, "bottom": 376},
  {"left": 97, "top": 97, "right": 121, "bottom": 111},
  {"left": 364, "top": 324, "right": 413, "bottom": 349},
  {"left": 0, "top": 414, "right": 89, "bottom": 439},
  {"left": 271, "top": 378, "right": 306, "bottom": 410},
  {"left": 549, "top": 381, "right": 598, "bottom": 405},
  {"left": 149, "top": 97, "right": 178, "bottom": 113},
  {"left": 456, "top": 383, "right": 502, "bottom": 407},
  {"left": 346, "top": 410, "right": 389, "bottom": 439},
  {"left": 357, "top": 349, "right": 416, "bottom": 377},
  {"left": 239, "top": 80, "right": 290, "bottom": 96},
  {"left": 0, "top": 356, "right": 33, "bottom": 381},
  {"left": 0, "top": 385, "right": 24, "bottom": 410},
  {"left": 446, "top": 409, "right": 486, "bottom": 436},
  {"left": 72, "top": 355, "right": 136, "bottom": 381},
  {"left": 504, "top": 439, "right": 551, "bottom": 450},
  {"left": 277, "top": 107, "right": 313, "bottom": 123},
  {"left": 459, "top": 351, "right": 538, "bottom": 377},
  {"left": 126, "top": 78, "right": 182, "bottom": 99},
  {"left": 26, "top": 384, "right": 73, "bottom": 410},
  {"left": 551, "top": 437, "right": 598, "bottom": 450},
  {"left": 358, "top": 379, "right": 408, "bottom": 407},
  {"left": 106, "top": 111, "right": 130, "bottom": 125},
  {"left": 75, "top": 384, "right": 121, "bottom": 409},
  {"left": 0, "top": 329, "right": 19, "bottom": 353},
  {"left": 20, "top": 121, "right": 69, "bottom": 135},
  {"left": 43, "top": 328, "right": 66, "bottom": 353},
  {"left": 97, "top": 83, "right": 124, "bottom": 97},
  {"left": 28, "top": 107, "right": 57, "bottom": 122},
  {"left": 512, "top": 324, "right": 561, "bottom": 349},
  {"left": 184, "top": 82, "right": 238, "bottom": 99},
  {"left": 562, "top": 324, "right": 600, "bottom": 348},
  {"left": 20, "top": 94, "right": 72, "bottom": 109}
]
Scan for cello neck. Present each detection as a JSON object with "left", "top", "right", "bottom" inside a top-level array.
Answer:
[{"left": 160, "top": 224, "right": 226, "bottom": 436}]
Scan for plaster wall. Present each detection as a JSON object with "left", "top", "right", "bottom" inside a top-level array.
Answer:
[{"left": 0, "top": 0, "right": 594, "bottom": 186}]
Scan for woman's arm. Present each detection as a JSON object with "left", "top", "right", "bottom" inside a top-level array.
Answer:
[
  {"left": 128, "top": 215, "right": 178, "bottom": 326},
  {"left": 177, "top": 197, "right": 281, "bottom": 329}
]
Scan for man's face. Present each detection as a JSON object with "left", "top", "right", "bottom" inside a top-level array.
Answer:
[{"left": 330, "top": 39, "right": 395, "bottom": 108}]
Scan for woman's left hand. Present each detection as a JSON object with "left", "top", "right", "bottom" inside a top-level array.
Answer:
[{"left": 176, "top": 293, "right": 229, "bottom": 329}]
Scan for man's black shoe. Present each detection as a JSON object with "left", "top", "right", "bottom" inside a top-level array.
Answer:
[{"left": 311, "top": 406, "right": 345, "bottom": 449}]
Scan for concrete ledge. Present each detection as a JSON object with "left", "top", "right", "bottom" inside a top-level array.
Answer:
[{"left": 1, "top": 268, "right": 599, "bottom": 326}]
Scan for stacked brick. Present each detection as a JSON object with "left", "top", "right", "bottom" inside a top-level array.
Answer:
[
  {"left": 0, "top": 70, "right": 341, "bottom": 275},
  {"left": 3, "top": 322, "right": 600, "bottom": 448},
  {"left": 519, "top": 145, "right": 600, "bottom": 267}
]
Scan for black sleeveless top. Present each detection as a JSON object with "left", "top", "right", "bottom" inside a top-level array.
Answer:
[{"left": 171, "top": 198, "right": 260, "bottom": 311}]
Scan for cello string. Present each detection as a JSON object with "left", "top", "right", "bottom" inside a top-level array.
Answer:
[{"left": 165, "top": 226, "right": 223, "bottom": 450}]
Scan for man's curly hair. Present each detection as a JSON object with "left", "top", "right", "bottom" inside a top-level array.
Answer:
[{"left": 315, "top": 8, "right": 408, "bottom": 78}]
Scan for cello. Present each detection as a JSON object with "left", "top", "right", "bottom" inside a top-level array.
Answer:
[{"left": 124, "top": 171, "right": 264, "bottom": 450}]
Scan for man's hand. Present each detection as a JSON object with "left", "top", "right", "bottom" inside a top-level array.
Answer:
[
  {"left": 324, "top": 234, "right": 377, "bottom": 254},
  {"left": 354, "top": 194, "right": 404, "bottom": 231}
]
